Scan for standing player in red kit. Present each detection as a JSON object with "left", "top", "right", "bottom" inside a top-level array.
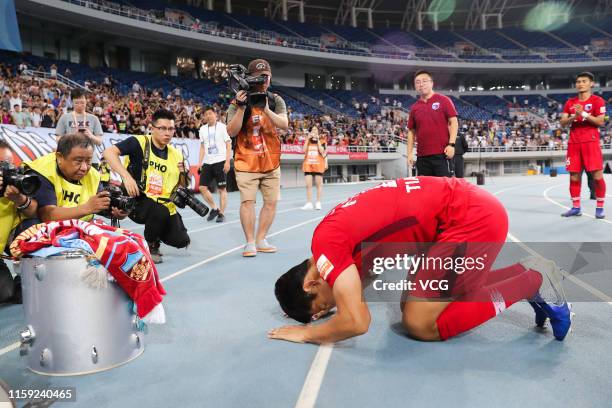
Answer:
[
  {"left": 269, "top": 177, "right": 571, "bottom": 344},
  {"left": 560, "top": 72, "right": 606, "bottom": 219}
]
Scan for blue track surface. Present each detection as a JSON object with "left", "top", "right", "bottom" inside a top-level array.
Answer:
[{"left": 0, "top": 175, "right": 611, "bottom": 407}]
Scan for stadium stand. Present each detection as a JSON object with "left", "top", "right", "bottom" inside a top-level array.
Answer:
[{"left": 55, "top": 0, "right": 612, "bottom": 63}]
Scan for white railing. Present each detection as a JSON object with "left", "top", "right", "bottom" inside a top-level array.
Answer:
[
  {"left": 22, "top": 69, "right": 87, "bottom": 90},
  {"left": 284, "top": 144, "right": 398, "bottom": 153},
  {"left": 56, "top": 0, "right": 612, "bottom": 64},
  {"left": 467, "top": 144, "right": 612, "bottom": 153}
]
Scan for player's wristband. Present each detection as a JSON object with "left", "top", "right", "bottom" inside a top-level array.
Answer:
[{"left": 581, "top": 111, "right": 589, "bottom": 119}]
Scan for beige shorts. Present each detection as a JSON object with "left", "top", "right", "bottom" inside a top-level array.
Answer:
[{"left": 235, "top": 167, "right": 281, "bottom": 203}]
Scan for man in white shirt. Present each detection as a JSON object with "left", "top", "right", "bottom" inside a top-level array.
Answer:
[
  {"left": 55, "top": 88, "right": 103, "bottom": 167},
  {"left": 198, "top": 106, "right": 231, "bottom": 223},
  {"left": 9, "top": 92, "right": 21, "bottom": 112}
]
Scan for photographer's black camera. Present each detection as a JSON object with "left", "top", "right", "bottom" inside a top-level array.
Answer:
[
  {"left": 227, "top": 64, "right": 267, "bottom": 94},
  {"left": 0, "top": 161, "right": 40, "bottom": 196},
  {"left": 227, "top": 64, "right": 268, "bottom": 106},
  {"left": 99, "top": 184, "right": 136, "bottom": 216},
  {"left": 172, "top": 186, "right": 209, "bottom": 217}
]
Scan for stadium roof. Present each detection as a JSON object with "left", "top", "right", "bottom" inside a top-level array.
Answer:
[{"left": 177, "top": 0, "right": 608, "bottom": 30}]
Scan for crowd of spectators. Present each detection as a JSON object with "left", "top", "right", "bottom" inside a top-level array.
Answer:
[{"left": 1, "top": 60, "right": 610, "bottom": 152}]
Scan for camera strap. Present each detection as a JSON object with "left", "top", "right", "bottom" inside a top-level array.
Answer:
[
  {"left": 142, "top": 136, "right": 188, "bottom": 204},
  {"left": 234, "top": 91, "right": 277, "bottom": 157},
  {"left": 139, "top": 136, "right": 151, "bottom": 190}
]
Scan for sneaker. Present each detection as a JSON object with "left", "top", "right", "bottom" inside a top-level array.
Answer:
[
  {"left": 520, "top": 256, "right": 572, "bottom": 340},
  {"left": 256, "top": 239, "right": 277, "bottom": 253},
  {"left": 301, "top": 202, "right": 313, "bottom": 210},
  {"left": 207, "top": 208, "right": 220, "bottom": 222},
  {"left": 242, "top": 242, "right": 257, "bottom": 257},
  {"left": 150, "top": 249, "right": 163, "bottom": 264},
  {"left": 216, "top": 213, "right": 226, "bottom": 223},
  {"left": 528, "top": 301, "right": 548, "bottom": 328},
  {"left": 315, "top": 201, "right": 322, "bottom": 210},
  {"left": 595, "top": 208, "right": 605, "bottom": 219},
  {"left": 532, "top": 302, "right": 573, "bottom": 341},
  {"left": 561, "top": 207, "right": 581, "bottom": 217},
  {"left": 148, "top": 241, "right": 163, "bottom": 264}
]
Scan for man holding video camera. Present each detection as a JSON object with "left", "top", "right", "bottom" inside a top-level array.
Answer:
[
  {"left": 27, "top": 133, "right": 129, "bottom": 224},
  {"left": 226, "top": 59, "right": 288, "bottom": 257},
  {"left": 0, "top": 140, "right": 38, "bottom": 304},
  {"left": 103, "top": 109, "right": 195, "bottom": 264}
]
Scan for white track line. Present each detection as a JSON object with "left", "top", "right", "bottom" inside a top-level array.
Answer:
[
  {"left": 0, "top": 215, "right": 324, "bottom": 358},
  {"left": 495, "top": 183, "right": 612, "bottom": 305},
  {"left": 172, "top": 193, "right": 349, "bottom": 234},
  {"left": 0, "top": 342, "right": 20, "bottom": 357},
  {"left": 294, "top": 344, "right": 334, "bottom": 408},
  {"left": 160, "top": 215, "right": 323, "bottom": 282},
  {"left": 0, "top": 189, "right": 357, "bottom": 357},
  {"left": 129, "top": 192, "right": 351, "bottom": 232},
  {"left": 543, "top": 184, "right": 612, "bottom": 224},
  {"left": 507, "top": 232, "right": 612, "bottom": 305}
]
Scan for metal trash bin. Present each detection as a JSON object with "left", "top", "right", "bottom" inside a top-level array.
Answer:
[
  {"left": 476, "top": 172, "right": 485, "bottom": 185},
  {"left": 19, "top": 251, "right": 144, "bottom": 376}
]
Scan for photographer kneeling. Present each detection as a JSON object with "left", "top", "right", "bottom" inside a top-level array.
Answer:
[
  {"left": 27, "top": 133, "right": 130, "bottom": 224},
  {"left": 0, "top": 141, "right": 39, "bottom": 304},
  {"left": 103, "top": 109, "right": 192, "bottom": 264}
]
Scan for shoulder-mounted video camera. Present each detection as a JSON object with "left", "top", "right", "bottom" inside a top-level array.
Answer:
[{"left": 227, "top": 64, "right": 269, "bottom": 107}]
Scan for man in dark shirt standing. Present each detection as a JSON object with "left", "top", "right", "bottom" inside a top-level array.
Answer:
[
  {"left": 453, "top": 132, "right": 469, "bottom": 178},
  {"left": 407, "top": 70, "right": 459, "bottom": 177}
]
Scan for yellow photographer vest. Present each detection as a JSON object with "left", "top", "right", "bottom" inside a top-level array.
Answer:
[
  {"left": 0, "top": 198, "right": 20, "bottom": 252},
  {"left": 125, "top": 135, "right": 183, "bottom": 215},
  {"left": 26, "top": 153, "right": 100, "bottom": 222},
  {"left": 99, "top": 161, "right": 111, "bottom": 183}
]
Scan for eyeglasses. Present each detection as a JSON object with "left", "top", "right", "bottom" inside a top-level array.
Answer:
[{"left": 151, "top": 125, "right": 176, "bottom": 132}]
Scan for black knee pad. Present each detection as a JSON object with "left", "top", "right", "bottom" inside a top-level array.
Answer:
[{"left": 175, "top": 234, "right": 191, "bottom": 249}]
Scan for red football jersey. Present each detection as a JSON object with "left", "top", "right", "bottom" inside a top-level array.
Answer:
[
  {"left": 311, "top": 176, "right": 472, "bottom": 287},
  {"left": 407, "top": 93, "right": 458, "bottom": 157},
  {"left": 563, "top": 94, "right": 606, "bottom": 143}
]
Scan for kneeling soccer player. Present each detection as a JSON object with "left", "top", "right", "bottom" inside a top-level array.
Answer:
[{"left": 270, "top": 176, "right": 571, "bottom": 344}]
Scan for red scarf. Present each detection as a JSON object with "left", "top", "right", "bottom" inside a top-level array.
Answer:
[{"left": 11, "top": 219, "right": 166, "bottom": 319}]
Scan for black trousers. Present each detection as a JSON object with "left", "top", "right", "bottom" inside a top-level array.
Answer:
[
  {"left": 416, "top": 154, "right": 454, "bottom": 177},
  {"left": 0, "top": 259, "right": 15, "bottom": 303},
  {"left": 129, "top": 196, "right": 190, "bottom": 248},
  {"left": 454, "top": 155, "right": 465, "bottom": 178}
]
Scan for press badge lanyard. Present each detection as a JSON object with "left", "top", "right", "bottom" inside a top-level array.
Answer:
[
  {"left": 207, "top": 123, "right": 218, "bottom": 152},
  {"left": 72, "top": 111, "right": 85, "bottom": 130}
]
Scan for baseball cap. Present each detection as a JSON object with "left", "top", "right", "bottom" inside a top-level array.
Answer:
[{"left": 248, "top": 59, "right": 272, "bottom": 75}]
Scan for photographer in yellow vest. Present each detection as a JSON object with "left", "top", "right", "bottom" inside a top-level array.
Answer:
[
  {"left": 27, "top": 133, "right": 128, "bottom": 224},
  {"left": 103, "top": 109, "right": 190, "bottom": 264},
  {"left": 0, "top": 141, "right": 39, "bottom": 304}
]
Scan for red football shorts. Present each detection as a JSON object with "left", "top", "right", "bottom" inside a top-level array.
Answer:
[
  {"left": 566, "top": 142, "right": 603, "bottom": 173},
  {"left": 408, "top": 185, "right": 509, "bottom": 299}
]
